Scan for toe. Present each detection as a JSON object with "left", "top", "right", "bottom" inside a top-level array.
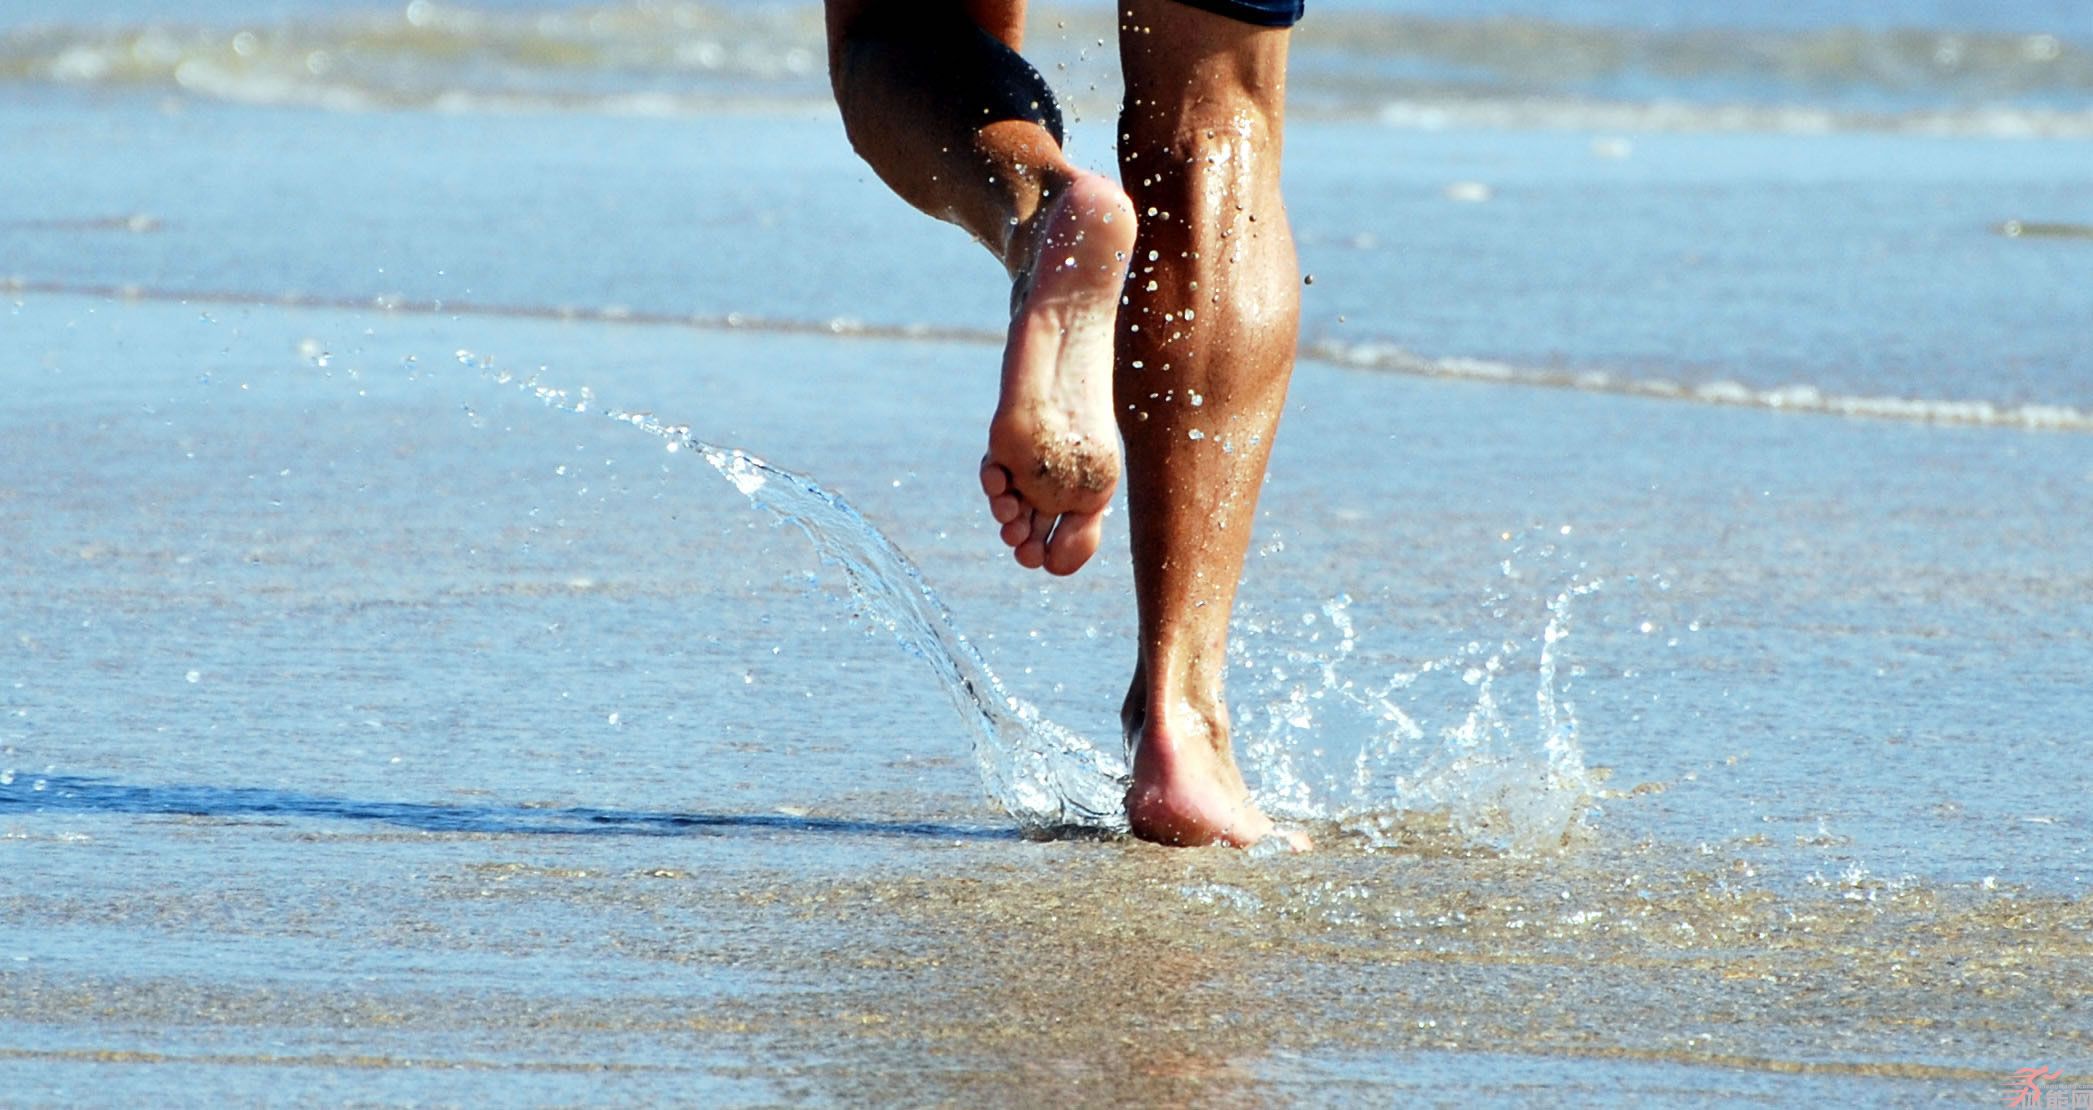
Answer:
[
  {"left": 1014, "top": 511, "right": 1048, "bottom": 569},
  {"left": 1042, "top": 508, "right": 1104, "bottom": 576},
  {"left": 988, "top": 492, "right": 1022, "bottom": 524},
  {"left": 1000, "top": 511, "right": 1032, "bottom": 548},
  {"left": 978, "top": 459, "right": 1009, "bottom": 497}
]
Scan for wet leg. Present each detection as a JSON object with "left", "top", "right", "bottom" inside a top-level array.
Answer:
[
  {"left": 825, "top": 0, "right": 1135, "bottom": 575},
  {"left": 1114, "top": 0, "right": 1306, "bottom": 848}
]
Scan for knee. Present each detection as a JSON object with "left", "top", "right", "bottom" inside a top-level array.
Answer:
[
  {"left": 823, "top": 1, "right": 922, "bottom": 102},
  {"left": 823, "top": 2, "right": 882, "bottom": 103},
  {"left": 825, "top": 5, "right": 1065, "bottom": 148}
]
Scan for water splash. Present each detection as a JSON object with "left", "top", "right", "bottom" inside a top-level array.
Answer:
[
  {"left": 682, "top": 422, "right": 1605, "bottom": 851},
  {"left": 688, "top": 442, "right": 1129, "bottom": 830},
  {"left": 444, "top": 356, "right": 1122, "bottom": 829},
  {"left": 476, "top": 358, "right": 1603, "bottom": 846},
  {"left": 1232, "top": 533, "right": 1603, "bottom": 853},
  {"left": 541, "top": 395, "right": 1121, "bottom": 832}
]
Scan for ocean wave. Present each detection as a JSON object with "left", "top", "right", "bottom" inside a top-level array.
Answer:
[
  {"left": 1369, "top": 97, "right": 2093, "bottom": 138},
  {"left": 1307, "top": 338, "right": 2093, "bottom": 432},
  {"left": 11, "top": 276, "right": 2087, "bottom": 433},
  {"left": 5, "top": 2, "right": 2091, "bottom": 136}
]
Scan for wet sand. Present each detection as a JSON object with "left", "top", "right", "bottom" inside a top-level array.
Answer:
[{"left": 5, "top": 810, "right": 2087, "bottom": 1105}]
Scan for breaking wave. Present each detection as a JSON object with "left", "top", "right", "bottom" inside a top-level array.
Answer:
[
  {"left": 16, "top": 278, "right": 2091, "bottom": 434},
  {"left": 4, "top": 1, "right": 2091, "bottom": 135}
]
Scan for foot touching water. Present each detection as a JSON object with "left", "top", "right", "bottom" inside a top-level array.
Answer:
[{"left": 1124, "top": 695, "right": 1312, "bottom": 851}]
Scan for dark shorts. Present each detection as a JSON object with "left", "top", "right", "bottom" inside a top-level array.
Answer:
[{"left": 1171, "top": 0, "right": 1303, "bottom": 28}]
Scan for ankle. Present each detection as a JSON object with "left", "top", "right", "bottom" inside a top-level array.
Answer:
[
  {"left": 997, "top": 164, "right": 1077, "bottom": 276},
  {"left": 1132, "top": 693, "right": 1231, "bottom": 770}
]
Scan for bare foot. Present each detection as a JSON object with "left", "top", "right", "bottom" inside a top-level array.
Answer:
[
  {"left": 1123, "top": 700, "right": 1311, "bottom": 851},
  {"left": 980, "top": 170, "right": 1137, "bottom": 577}
]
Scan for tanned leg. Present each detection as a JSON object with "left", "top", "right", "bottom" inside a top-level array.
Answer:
[
  {"left": 1114, "top": 0, "right": 1306, "bottom": 849},
  {"left": 826, "top": 0, "right": 1135, "bottom": 576}
]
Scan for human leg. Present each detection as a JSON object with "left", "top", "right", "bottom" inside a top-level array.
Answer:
[
  {"left": 824, "top": 0, "right": 1135, "bottom": 575},
  {"left": 1113, "top": 0, "right": 1305, "bottom": 848}
]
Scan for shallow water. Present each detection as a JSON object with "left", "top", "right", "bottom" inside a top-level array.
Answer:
[
  {"left": 6, "top": 97, "right": 2090, "bottom": 417},
  {"left": 4, "top": 0, "right": 2092, "bottom": 1103},
  {"left": 6, "top": 290, "right": 2089, "bottom": 1101}
]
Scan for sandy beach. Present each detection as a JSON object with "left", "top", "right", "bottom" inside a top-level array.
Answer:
[{"left": 4, "top": 1, "right": 2091, "bottom": 1104}]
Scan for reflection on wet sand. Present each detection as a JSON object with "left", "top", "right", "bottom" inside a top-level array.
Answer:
[
  {"left": 717, "top": 834, "right": 2088, "bottom": 1102},
  {"left": 2, "top": 803, "right": 2086, "bottom": 1102}
]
